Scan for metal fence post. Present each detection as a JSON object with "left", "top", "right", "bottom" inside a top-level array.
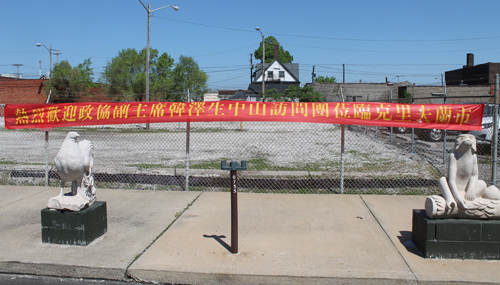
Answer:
[
  {"left": 390, "top": 90, "right": 393, "bottom": 145},
  {"left": 185, "top": 122, "right": 190, "bottom": 191},
  {"left": 443, "top": 85, "right": 447, "bottom": 165},
  {"left": 45, "top": 130, "right": 49, "bottom": 186},
  {"left": 340, "top": 124, "right": 345, "bottom": 194},
  {"left": 492, "top": 74, "right": 499, "bottom": 185},
  {"left": 411, "top": 95, "right": 415, "bottom": 153}
]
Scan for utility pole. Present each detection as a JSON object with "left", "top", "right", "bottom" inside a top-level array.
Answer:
[
  {"left": 138, "top": 1, "right": 179, "bottom": 130},
  {"left": 53, "top": 50, "right": 61, "bottom": 65},
  {"left": 311, "top": 66, "right": 316, "bottom": 83},
  {"left": 250, "top": 53, "right": 253, "bottom": 83},
  {"left": 12, "top": 64, "right": 23, "bottom": 79},
  {"left": 39, "top": 61, "right": 42, "bottom": 79},
  {"left": 36, "top": 43, "right": 53, "bottom": 80},
  {"left": 343, "top": 64, "right": 345, "bottom": 83},
  {"left": 256, "top": 27, "right": 265, "bottom": 101}
]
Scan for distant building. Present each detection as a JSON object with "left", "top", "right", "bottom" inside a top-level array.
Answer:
[
  {"left": 217, "top": 90, "right": 240, "bottom": 100},
  {"left": 229, "top": 89, "right": 251, "bottom": 101},
  {"left": 203, "top": 93, "right": 219, "bottom": 101},
  {"left": 306, "top": 82, "right": 399, "bottom": 102},
  {"left": 445, "top": 53, "right": 500, "bottom": 86},
  {"left": 0, "top": 76, "right": 110, "bottom": 106},
  {"left": 246, "top": 44, "right": 300, "bottom": 100}
]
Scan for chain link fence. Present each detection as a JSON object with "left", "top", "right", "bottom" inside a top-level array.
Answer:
[{"left": 1, "top": 98, "right": 498, "bottom": 195}]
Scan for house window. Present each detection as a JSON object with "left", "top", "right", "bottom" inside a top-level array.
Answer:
[
  {"left": 279, "top": 71, "right": 285, "bottom": 79},
  {"left": 267, "top": 71, "right": 273, "bottom": 80}
]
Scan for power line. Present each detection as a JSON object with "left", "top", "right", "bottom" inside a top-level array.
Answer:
[
  {"left": 193, "top": 44, "right": 255, "bottom": 57},
  {"left": 153, "top": 16, "right": 500, "bottom": 42},
  {"left": 283, "top": 43, "right": 500, "bottom": 53}
]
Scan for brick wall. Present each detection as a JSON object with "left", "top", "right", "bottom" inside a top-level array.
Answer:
[
  {"left": 0, "top": 77, "right": 48, "bottom": 104},
  {"left": 0, "top": 77, "right": 115, "bottom": 116},
  {"left": 308, "top": 82, "right": 399, "bottom": 102},
  {"left": 408, "top": 85, "right": 491, "bottom": 104}
]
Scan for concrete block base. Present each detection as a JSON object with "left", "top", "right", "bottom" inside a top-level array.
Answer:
[
  {"left": 41, "top": 201, "right": 107, "bottom": 246},
  {"left": 412, "top": 209, "right": 500, "bottom": 260}
]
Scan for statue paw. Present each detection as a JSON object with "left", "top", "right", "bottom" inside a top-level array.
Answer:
[{"left": 446, "top": 200, "right": 456, "bottom": 210}]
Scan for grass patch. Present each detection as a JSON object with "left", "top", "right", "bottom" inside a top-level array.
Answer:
[
  {"left": 189, "top": 160, "right": 227, "bottom": 169},
  {"left": 126, "top": 163, "right": 170, "bottom": 169},
  {"left": 346, "top": 150, "right": 371, "bottom": 159}
]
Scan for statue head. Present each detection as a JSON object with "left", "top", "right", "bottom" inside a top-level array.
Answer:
[
  {"left": 455, "top": 134, "right": 477, "bottom": 153},
  {"left": 67, "top": 131, "right": 80, "bottom": 142}
]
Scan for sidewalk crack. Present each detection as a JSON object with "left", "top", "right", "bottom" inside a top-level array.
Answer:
[
  {"left": 125, "top": 191, "right": 204, "bottom": 280},
  {"left": 359, "top": 195, "right": 419, "bottom": 283}
]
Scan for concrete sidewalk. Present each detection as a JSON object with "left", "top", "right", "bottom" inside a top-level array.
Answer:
[{"left": 0, "top": 186, "right": 499, "bottom": 284}]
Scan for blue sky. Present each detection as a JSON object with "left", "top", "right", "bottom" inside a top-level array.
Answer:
[{"left": 2, "top": 0, "right": 500, "bottom": 90}]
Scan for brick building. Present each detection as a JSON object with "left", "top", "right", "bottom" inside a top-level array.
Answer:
[{"left": 0, "top": 76, "right": 112, "bottom": 116}]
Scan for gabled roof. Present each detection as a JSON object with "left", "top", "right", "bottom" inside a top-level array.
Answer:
[
  {"left": 218, "top": 90, "right": 241, "bottom": 95},
  {"left": 229, "top": 89, "right": 248, "bottom": 100},
  {"left": 254, "top": 58, "right": 300, "bottom": 83}
]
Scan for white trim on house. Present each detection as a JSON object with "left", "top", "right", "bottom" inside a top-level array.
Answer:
[{"left": 255, "top": 60, "right": 296, "bottom": 83}]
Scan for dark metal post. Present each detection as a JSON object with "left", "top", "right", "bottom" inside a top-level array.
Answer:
[
  {"left": 221, "top": 160, "right": 247, "bottom": 254},
  {"left": 230, "top": 169, "right": 238, "bottom": 253}
]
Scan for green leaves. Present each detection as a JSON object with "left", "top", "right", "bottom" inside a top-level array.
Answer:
[
  {"left": 264, "top": 85, "right": 326, "bottom": 102},
  {"left": 45, "top": 58, "right": 94, "bottom": 103},
  {"left": 172, "top": 55, "right": 208, "bottom": 102},
  {"left": 101, "top": 48, "right": 206, "bottom": 102},
  {"left": 314, "top": 75, "right": 337, "bottom": 83},
  {"left": 254, "top": 36, "right": 293, "bottom": 64}
]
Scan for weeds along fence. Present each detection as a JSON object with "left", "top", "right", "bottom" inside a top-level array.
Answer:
[{"left": 0, "top": 100, "right": 498, "bottom": 195}]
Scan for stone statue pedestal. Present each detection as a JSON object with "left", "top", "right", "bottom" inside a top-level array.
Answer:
[
  {"left": 412, "top": 209, "right": 500, "bottom": 260},
  {"left": 41, "top": 201, "right": 107, "bottom": 246}
]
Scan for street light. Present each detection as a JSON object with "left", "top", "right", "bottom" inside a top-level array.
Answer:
[
  {"left": 36, "top": 43, "right": 52, "bottom": 79},
  {"left": 138, "top": 1, "right": 179, "bottom": 130},
  {"left": 255, "top": 27, "right": 265, "bottom": 102},
  {"left": 138, "top": 1, "right": 179, "bottom": 103}
]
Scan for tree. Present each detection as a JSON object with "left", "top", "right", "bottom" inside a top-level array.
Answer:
[
  {"left": 100, "top": 47, "right": 175, "bottom": 102},
  {"left": 44, "top": 58, "right": 94, "bottom": 103},
  {"left": 401, "top": 90, "right": 413, "bottom": 103},
  {"left": 264, "top": 88, "right": 289, "bottom": 102},
  {"left": 314, "top": 75, "right": 337, "bottom": 83},
  {"left": 254, "top": 36, "right": 293, "bottom": 64},
  {"left": 151, "top": 52, "right": 175, "bottom": 100},
  {"left": 172, "top": 55, "right": 208, "bottom": 101},
  {"left": 263, "top": 85, "right": 325, "bottom": 102},
  {"left": 284, "top": 85, "right": 325, "bottom": 102}
]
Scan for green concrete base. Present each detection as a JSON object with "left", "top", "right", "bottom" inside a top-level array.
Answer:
[
  {"left": 412, "top": 209, "right": 500, "bottom": 260},
  {"left": 41, "top": 201, "right": 107, "bottom": 246}
]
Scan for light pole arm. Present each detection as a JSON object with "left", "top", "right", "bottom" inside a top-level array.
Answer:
[
  {"left": 138, "top": 0, "right": 148, "bottom": 12},
  {"left": 40, "top": 45, "right": 50, "bottom": 52},
  {"left": 151, "top": 4, "right": 178, "bottom": 12}
]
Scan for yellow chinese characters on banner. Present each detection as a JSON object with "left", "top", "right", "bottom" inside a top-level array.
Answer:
[{"left": 4, "top": 101, "right": 484, "bottom": 131}]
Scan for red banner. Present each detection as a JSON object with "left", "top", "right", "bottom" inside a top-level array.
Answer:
[{"left": 4, "top": 101, "right": 484, "bottom": 131}]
